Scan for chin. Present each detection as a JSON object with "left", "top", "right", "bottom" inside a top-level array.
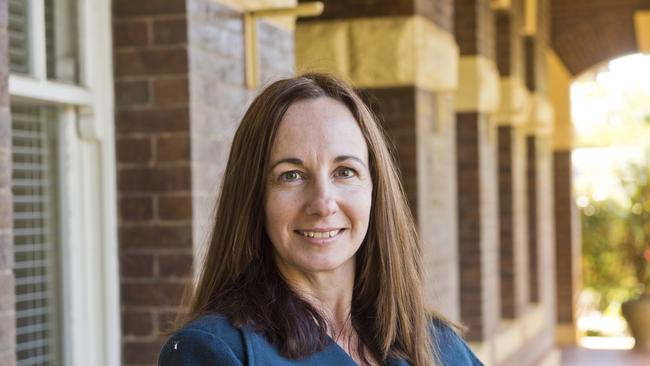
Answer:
[{"left": 292, "top": 254, "right": 354, "bottom": 274}]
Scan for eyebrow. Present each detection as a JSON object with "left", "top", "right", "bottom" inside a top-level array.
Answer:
[{"left": 269, "top": 155, "right": 367, "bottom": 170}]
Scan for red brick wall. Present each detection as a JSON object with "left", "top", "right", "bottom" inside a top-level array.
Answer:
[
  {"left": 525, "top": 36, "right": 550, "bottom": 95},
  {"left": 498, "top": 126, "right": 529, "bottom": 319},
  {"left": 495, "top": 0, "right": 524, "bottom": 79},
  {"left": 114, "top": 1, "right": 295, "bottom": 364},
  {"left": 362, "top": 88, "right": 418, "bottom": 214},
  {"left": 554, "top": 150, "right": 580, "bottom": 324},
  {"left": 551, "top": 0, "right": 640, "bottom": 75},
  {"left": 524, "top": 36, "right": 536, "bottom": 91},
  {"left": 0, "top": 0, "right": 15, "bottom": 364},
  {"left": 457, "top": 112, "right": 500, "bottom": 341},
  {"left": 454, "top": 0, "right": 495, "bottom": 59},
  {"left": 536, "top": 137, "right": 556, "bottom": 311},
  {"left": 526, "top": 135, "right": 540, "bottom": 302},
  {"left": 495, "top": 11, "right": 513, "bottom": 76},
  {"left": 113, "top": 0, "right": 193, "bottom": 364}
]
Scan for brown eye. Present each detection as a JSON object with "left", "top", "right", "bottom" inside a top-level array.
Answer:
[
  {"left": 335, "top": 167, "right": 357, "bottom": 178},
  {"left": 279, "top": 171, "right": 303, "bottom": 182}
]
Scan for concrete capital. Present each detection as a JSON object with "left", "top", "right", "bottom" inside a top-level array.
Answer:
[
  {"left": 454, "top": 56, "right": 501, "bottom": 113},
  {"left": 495, "top": 76, "right": 530, "bottom": 126},
  {"left": 296, "top": 16, "right": 459, "bottom": 93},
  {"left": 525, "top": 93, "right": 554, "bottom": 136}
]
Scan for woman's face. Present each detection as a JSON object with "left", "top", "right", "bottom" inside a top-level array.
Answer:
[{"left": 264, "top": 97, "right": 373, "bottom": 278}]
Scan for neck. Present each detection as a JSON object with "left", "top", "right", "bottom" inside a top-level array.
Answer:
[{"left": 275, "top": 258, "right": 356, "bottom": 335}]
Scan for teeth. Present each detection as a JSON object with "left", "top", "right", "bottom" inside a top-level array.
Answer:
[{"left": 299, "top": 230, "right": 340, "bottom": 238}]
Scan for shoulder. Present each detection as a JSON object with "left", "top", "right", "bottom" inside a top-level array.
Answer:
[
  {"left": 158, "top": 314, "right": 246, "bottom": 366},
  {"left": 429, "top": 319, "right": 484, "bottom": 366}
]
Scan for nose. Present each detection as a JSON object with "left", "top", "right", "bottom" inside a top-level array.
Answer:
[{"left": 304, "top": 176, "right": 337, "bottom": 217}]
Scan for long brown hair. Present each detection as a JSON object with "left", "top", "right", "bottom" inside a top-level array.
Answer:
[{"left": 184, "top": 73, "right": 442, "bottom": 365}]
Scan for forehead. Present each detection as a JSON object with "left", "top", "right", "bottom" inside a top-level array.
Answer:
[{"left": 270, "top": 97, "right": 368, "bottom": 161}]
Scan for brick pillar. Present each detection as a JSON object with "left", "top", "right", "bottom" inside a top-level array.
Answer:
[
  {"left": 498, "top": 125, "right": 529, "bottom": 318},
  {"left": 494, "top": 0, "right": 529, "bottom": 320},
  {"left": 524, "top": 36, "right": 538, "bottom": 308},
  {"left": 113, "top": 1, "right": 192, "bottom": 364},
  {"left": 296, "top": 0, "right": 461, "bottom": 320},
  {"left": 454, "top": 0, "right": 500, "bottom": 343},
  {"left": 523, "top": 0, "right": 554, "bottom": 307},
  {"left": 0, "top": 0, "right": 16, "bottom": 364},
  {"left": 525, "top": 135, "right": 540, "bottom": 301},
  {"left": 547, "top": 48, "right": 580, "bottom": 346},
  {"left": 523, "top": 1, "right": 547, "bottom": 303},
  {"left": 511, "top": 0, "right": 559, "bottom": 363},
  {"left": 113, "top": 1, "right": 295, "bottom": 364},
  {"left": 553, "top": 149, "right": 580, "bottom": 342}
]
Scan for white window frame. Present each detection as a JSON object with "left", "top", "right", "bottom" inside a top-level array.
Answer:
[{"left": 9, "top": 0, "right": 120, "bottom": 365}]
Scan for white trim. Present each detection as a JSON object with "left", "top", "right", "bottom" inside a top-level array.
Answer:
[
  {"left": 58, "top": 106, "right": 84, "bottom": 366},
  {"left": 28, "top": 0, "right": 47, "bottom": 79},
  {"left": 9, "top": 74, "right": 92, "bottom": 106},
  {"left": 82, "top": 0, "right": 120, "bottom": 364},
  {"left": 63, "top": 0, "right": 120, "bottom": 364}
]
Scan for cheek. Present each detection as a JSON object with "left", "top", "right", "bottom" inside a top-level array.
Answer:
[
  {"left": 344, "top": 186, "right": 373, "bottom": 229},
  {"left": 264, "top": 190, "right": 297, "bottom": 236}
]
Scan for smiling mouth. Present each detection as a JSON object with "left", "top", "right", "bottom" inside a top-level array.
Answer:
[{"left": 294, "top": 229, "right": 345, "bottom": 239}]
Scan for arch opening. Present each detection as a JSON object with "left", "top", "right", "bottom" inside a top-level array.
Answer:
[{"left": 571, "top": 52, "right": 650, "bottom": 350}]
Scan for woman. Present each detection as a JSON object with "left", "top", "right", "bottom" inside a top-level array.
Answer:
[{"left": 158, "top": 73, "right": 483, "bottom": 366}]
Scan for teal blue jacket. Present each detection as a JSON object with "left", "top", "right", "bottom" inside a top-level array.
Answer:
[{"left": 158, "top": 314, "right": 484, "bottom": 365}]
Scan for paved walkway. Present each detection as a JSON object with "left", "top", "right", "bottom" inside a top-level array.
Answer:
[{"left": 561, "top": 347, "right": 650, "bottom": 366}]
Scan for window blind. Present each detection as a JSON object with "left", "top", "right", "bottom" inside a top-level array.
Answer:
[
  {"left": 12, "top": 104, "right": 63, "bottom": 366},
  {"left": 8, "top": 0, "right": 30, "bottom": 74},
  {"left": 45, "top": 0, "right": 55, "bottom": 79}
]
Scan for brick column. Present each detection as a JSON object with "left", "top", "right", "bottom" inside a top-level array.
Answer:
[
  {"left": 113, "top": 1, "right": 294, "bottom": 364},
  {"left": 547, "top": 48, "right": 580, "bottom": 346},
  {"left": 525, "top": 134, "right": 540, "bottom": 300},
  {"left": 454, "top": 0, "right": 500, "bottom": 343},
  {"left": 113, "top": 1, "right": 192, "bottom": 364},
  {"left": 297, "top": 0, "right": 462, "bottom": 320},
  {"left": 0, "top": 0, "right": 16, "bottom": 364},
  {"left": 494, "top": 0, "right": 529, "bottom": 321},
  {"left": 523, "top": 0, "right": 554, "bottom": 307},
  {"left": 523, "top": 38, "right": 551, "bottom": 311},
  {"left": 512, "top": 1, "right": 559, "bottom": 363}
]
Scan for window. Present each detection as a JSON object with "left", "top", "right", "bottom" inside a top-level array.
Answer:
[
  {"left": 8, "top": 0, "right": 119, "bottom": 365},
  {"left": 12, "top": 104, "right": 63, "bottom": 366},
  {"left": 9, "top": 0, "right": 79, "bottom": 82}
]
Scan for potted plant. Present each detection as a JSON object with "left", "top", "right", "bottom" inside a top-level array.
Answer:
[{"left": 619, "top": 160, "right": 650, "bottom": 351}]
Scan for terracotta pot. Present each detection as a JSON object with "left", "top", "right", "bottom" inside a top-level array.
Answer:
[{"left": 622, "top": 295, "right": 650, "bottom": 351}]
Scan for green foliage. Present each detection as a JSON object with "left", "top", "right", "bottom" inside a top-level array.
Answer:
[
  {"left": 582, "top": 200, "right": 635, "bottom": 310},
  {"left": 619, "top": 162, "right": 650, "bottom": 296},
  {"left": 582, "top": 160, "right": 650, "bottom": 311}
]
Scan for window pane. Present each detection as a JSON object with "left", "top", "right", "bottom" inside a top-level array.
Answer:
[
  {"left": 9, "top": 0, "right": 31, "bottom": 74},
  {"left": 12, "top": 103, "right": 63, "bottom": 366},
  {"left": 45, "top": 0, "right": 79, "bottom": 83}
]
